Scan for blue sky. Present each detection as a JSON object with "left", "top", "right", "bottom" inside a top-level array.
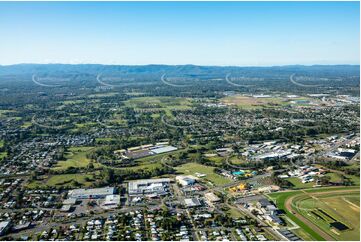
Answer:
[{"left": 0, "top": 1, "right": 359, "bottom": 66}]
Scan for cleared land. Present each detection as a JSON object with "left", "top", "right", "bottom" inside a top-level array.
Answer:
[
  {"left": 221, "top": 95, "right": 317, "bottom": 109},
  {"left": 221, "top": 95, "right": 286, "bottom": 109},
  {"left": 175, "top": 162, "right": 232, "bottom": 186}
]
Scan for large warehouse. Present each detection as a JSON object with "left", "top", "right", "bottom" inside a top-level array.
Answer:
[
  {"left": 176, "top": 175, "right": 196, "bottom": 186},
  {"left": 68, "top": 187, "right": 115, "bottom": 199},
  {"left": 128, "top": 178, "right": 171, "bottom": 196}
]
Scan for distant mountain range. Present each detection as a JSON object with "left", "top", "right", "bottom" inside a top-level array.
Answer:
[{"left": 0, "top": 64, "right": 359, "bottom": 77}]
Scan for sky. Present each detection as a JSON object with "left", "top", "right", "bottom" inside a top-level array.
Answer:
[{"left": 0, "top": 1, "right": 359, "bottom": 66}]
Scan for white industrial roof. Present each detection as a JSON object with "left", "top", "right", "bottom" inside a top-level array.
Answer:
[
  {"left": 184, "top": 198, "right": 201, "bottom": 207},
  {"left": 69, "top": 187, "right": 115, "bottom": 197},
  {"left": 150, "top": 146, "right": 177, "bottom": 154},
  {"left": 104, "top": 195, "right": 121, "bottom": 205}
]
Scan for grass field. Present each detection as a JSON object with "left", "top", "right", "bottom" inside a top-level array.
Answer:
[
  {"left": 268, "top": 187, "right": 360, "bottom": 241},
  {"left": 115, "top": 157, "right": 163, "bottom": 172},
  {"left": 286, "top": 177, "right": 316, "bottom": 189},
  {"left": 206, "top": 155, "right": 224, "bottom": 164},
  {"left": 175, "top": 162, "right": 232, "bottom": 186},
  {"left": 344, "top": 195, "right": 360, "bottom": 205},
  {"left": 327, "top": 172, "right": 360, "bottom": 186},
  {"left": 27, "top": 173, "right": 98, "bottom": 189},
  {"left": 227, "top": 206, "right": 244, "bottom": 219},
  {"left": 52, "top": 146, "right": 98, "bottom": 171},
  {"left": 229, "top": 155, "right": 251, "bottom": 166},
  {"left": 124, "top": 96, "right": 192, "bottom": 116}
]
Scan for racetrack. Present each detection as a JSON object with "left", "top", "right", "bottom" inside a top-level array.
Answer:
[{"left": 285, "top": 188, "right": 360, "bottom": 241}]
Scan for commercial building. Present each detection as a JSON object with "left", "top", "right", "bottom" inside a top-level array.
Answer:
[
  {"left": 256, "top": 185, "right": 280, "bottom": 194},
  {"left": 122, "top": 144, "right": 177, "bottom": 159},
  {"left": 176, "top": 175, "right": 196, "bottom": 186},
  {"left": 278, "top": 229, "right": 302, "bottom": 241},
  {"left": 62, "top": 198, "right": 78, "bottom": 205},
  {"left": 255, "top": 151, "right": 291, "bottom": 161},
  {"left": 124, "top": 150, "right": 152, "bottom": 159},
  {"left": 256, "top": 199, "right": 284, "bottom": 225},
  {"left": 331, "top": 148, "right": 357, "bottom": 160},
  {"left": 13, "top": 222, "right": 31, "bottom": 232},
  {"left": 150, "top": 145, "right": 177, "bottom": 154},
  {"left": 101, "top": 195, "right": 121, "bottom": 209},
  {"left": 60, "top": 204, "right": 73, "bottom": 212},
  {"left": 128, "top": 178, "right": 171, "bottom": 196},
  {"left": 257, "top": 199, "right": 272, "bottom": 208},
  {"left": 266, "top": 214, "right": 283, "bottom": 225},
  {"left": 68, "top": 187, "right": 115, "bottom": 199},
  {"left": 205, "top": 192, "right": 221, "bottom": 204},
  {"left": 184, "top": 198, "right": 202, "bottom": 208}
]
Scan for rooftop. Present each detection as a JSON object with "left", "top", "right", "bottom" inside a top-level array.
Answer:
[
  {"left": 184, "top": 198, "right": 202, "bottom": 207},
  {"left": 69, "top": 187, "right": 115, "bottom": 197}
]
